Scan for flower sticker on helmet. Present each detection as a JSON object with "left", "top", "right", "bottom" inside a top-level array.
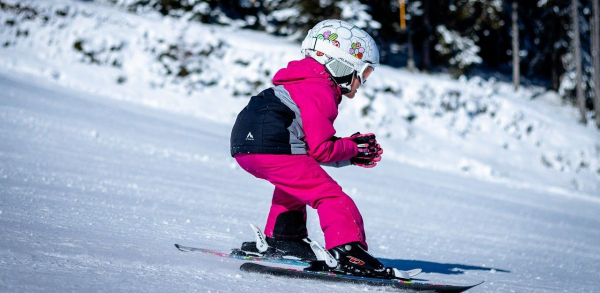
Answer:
[
  {"left": 350, "top": 42, "right": 365, "bottom": 59},
  {"left": 318, "top": 31, "right": 339, "bottom": 42},
  {"left": 316, "top": 30, "right": 341, "bottom": 56}
]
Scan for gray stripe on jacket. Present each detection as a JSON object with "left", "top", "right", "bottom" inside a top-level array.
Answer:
[
  {"left": 272, "top": 85, "right": 351, "bottom": 168},
  {"left": 272, "top": 85, "right": 307, "bottom": 155}
]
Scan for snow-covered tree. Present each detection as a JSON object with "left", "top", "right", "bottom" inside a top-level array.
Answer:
[{"left": 435, "top": 25, "right": 482, "bottom": 76}]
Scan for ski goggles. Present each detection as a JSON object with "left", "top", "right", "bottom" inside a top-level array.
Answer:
[
  {"left": 356, "top": 63, "right": 374, "bottom": 85},
  {"left": 325, "top": 59, "right": 374, "bottom": 86}
]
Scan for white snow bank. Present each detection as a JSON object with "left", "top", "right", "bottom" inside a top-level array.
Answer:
[{"left": 0, "top": 0, "right": 598, "bottom": 196}]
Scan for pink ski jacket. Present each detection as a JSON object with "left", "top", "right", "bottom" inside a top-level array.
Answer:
[
  {"left": 273, "top": 58, "right": 357, "bottom": 163},
  {"left": 230, "top": 58, "right": 357, "bottom": 165}
]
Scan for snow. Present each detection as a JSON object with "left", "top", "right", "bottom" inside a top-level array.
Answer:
[
  {"left": 435, "top": 25, "right": 483, "bottom": 69},
  {"left": 337, "top": 0, "right": 381, "bottom": 30},
  {"left": 1, "top": 1, "right": 600, "bottom": 292}
]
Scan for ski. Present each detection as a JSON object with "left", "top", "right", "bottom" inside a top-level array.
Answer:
[
  {"left": 174, "top": 244, "right": 423, "bottom": 279},
  {"left": 174, "top": 244, "right": 309, "bottom": 266},
  {"left": 240, "top": 262, "right": 483, "bottom": 293}
]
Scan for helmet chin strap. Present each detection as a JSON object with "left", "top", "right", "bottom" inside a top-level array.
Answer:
[{"left": 339, "top": 85, "right": 351, "bottom": 95}]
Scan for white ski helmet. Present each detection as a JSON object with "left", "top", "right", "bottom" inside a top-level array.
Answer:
[{"left": 301, "top": 19, "right": 379, "bottom": 93}]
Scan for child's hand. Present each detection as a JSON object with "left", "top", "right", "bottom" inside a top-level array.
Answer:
[{"left": 349, "top": 132, "right": 383, "bottom": 168}]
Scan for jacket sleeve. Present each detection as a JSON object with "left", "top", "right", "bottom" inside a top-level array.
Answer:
[
  {"left": 301, "top": 98, "right": 358, "bottom": 163},
  {"left": 310, "top": 136, "right": 357, "bottom": 163}
]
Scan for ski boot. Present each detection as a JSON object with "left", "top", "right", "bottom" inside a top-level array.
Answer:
[
  {"left": 235, "top": 211, "right": 317, "bottom": 261},
  {"left": 270, "top": 237, "right": 317, "bottom": 261},
  {"left": 306, "top": 242, "right": 419, "bottom": 280},
  {"left": 238, "top": 237, "right": 317, "bottom": 261},
  {"left": 328, "top": 242, "right": 392, "bottom": 277},
  {"left": 234, "top": 224, "right": 317, "bottom": 262}
]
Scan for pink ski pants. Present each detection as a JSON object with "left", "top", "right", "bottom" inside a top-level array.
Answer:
[{"left": 235, "top": 153, "right": 367, "bottom": 250}]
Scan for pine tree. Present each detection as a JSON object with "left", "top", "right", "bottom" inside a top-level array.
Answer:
[
  {"left": 592, "top": 0, "right": 600, "bottom": 128},
  {"left": 512, "top": 1, "right": 520, "bottom": 90},
  {"left": 572, "top": 0, "right": 587, "bottom": 124}
]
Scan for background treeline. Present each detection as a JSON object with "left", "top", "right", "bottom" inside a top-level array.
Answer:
[{"left": 105, "top": 0, "right": 599, "bottom": 124}]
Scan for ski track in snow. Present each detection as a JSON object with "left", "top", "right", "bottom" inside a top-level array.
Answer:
[{"left": 1, "top": 70, "right": 600, "bottom": 293}]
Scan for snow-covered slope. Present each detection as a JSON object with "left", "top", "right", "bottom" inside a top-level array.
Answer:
[
  {"left": 2, "top": 63, "right": 600, "bottom": 293},
  {"left": 1, "top": 1, "right": 600, "bottom": 292},
  {"left": 1, "top": 0, "right": 598, "bottom": 195}
]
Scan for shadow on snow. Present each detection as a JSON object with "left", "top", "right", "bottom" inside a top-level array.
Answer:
[{"left": 380, "top": 258, "right": 510, "bottom": 275}]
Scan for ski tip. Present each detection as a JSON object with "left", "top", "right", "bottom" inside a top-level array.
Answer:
[
  {"left": 444, "top": 280, "right": 484, "bottom": 292},
  {"left": 458, "top": 280, "right": 484, "bottom": 292},
  {"left": 174, "top": 244, "right": 184, "bottom": 251}
]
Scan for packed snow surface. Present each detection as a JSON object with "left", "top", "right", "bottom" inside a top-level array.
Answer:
[{"left": 1, "top": 1, "right": 599, "bottom": 292}]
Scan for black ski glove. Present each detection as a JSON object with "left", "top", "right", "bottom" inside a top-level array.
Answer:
[{"left": 348, "top": 132, "right": 383, "bottom": 168}]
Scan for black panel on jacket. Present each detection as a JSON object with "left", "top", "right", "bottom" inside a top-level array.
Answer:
[{"left": 230, "top": 88, "right": 295, "bottom": 156}]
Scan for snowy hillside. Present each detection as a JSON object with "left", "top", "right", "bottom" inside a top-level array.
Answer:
[
  {"left": 1, "top": 1, "right": 600, "bottom": 292},
  {"left": 2, "top": 0, "right": 598, "bottom": 195}
]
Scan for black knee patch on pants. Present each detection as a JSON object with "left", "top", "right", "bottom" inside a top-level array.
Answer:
[{"left": 273, "top": 210, "right": 307, "bottom": 239}]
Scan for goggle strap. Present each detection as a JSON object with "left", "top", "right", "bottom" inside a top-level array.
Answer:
[{"left": 325, "top": 59, "right": 354, "bottom": 78}]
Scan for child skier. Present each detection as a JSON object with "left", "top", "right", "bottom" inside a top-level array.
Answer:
[{"left": 230, "top": 20, "right": 389, "bottom": 277}]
